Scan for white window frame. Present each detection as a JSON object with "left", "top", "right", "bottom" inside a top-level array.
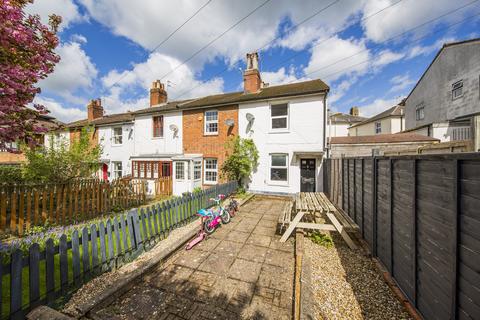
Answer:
[
  {"left": 416, "top": 103, "right": 425, "bottom": 121},
  {"left": 204, "top": 158, "right": 218, "bottom": 185},
  {"left": 193, "top": 160, "right": 202, "bottom": 180},
  {"left": 112, "top": 127, "right": 123, "bottom": 145},
  {"left": 375, "top": 122, "right": 382, "bottom": 134},
  {"left": 269, "top": 153, "right": 288, "bottom": 184},
  {"left": 452, "top": 80, "right": 463, "bottom": 100},
  {"left": 175, "top": 161, "right": 185, "bottom": 180},
  {"left": 112, "top": 161, "right": 122, "bottom": 179},
  {"left": 204, "top": 110, "right": 218, "bottom": 135},
  {"left": 270, "top": 102, "right": 289, "bottom": 131}
]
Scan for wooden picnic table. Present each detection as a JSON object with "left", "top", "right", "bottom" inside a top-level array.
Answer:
[{"left": 280, "top": 192, "right": 356, "bottom": 249}]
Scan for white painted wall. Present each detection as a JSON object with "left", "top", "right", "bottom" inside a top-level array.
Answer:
[
  {"left": 133, "top": 111, "right": 183, "bottom": 156},
  {"left": 328, "top": 123, "right": 350, "bottom": 137},
  {"left": 239, "top": 95, "right": 326, "bottom": 194},
  {"left": 98, "top": 123, "right": 134, "bottom": 180}
]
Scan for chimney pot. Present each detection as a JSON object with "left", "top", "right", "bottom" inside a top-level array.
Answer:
[
  {"left": 350, "top": 107, "right": 359, "bottom": 116},
  {"left": 150, "top": 80, "right": 167, "bottom": 106}
]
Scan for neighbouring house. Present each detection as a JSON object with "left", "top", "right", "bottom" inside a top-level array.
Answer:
[
  {"left": 0, "top": 114, "right": 63, "bottom": 165},
  {"left": 328, "top": 107, "right": 367, "bottom": 138},
  {"left": 57, "top": 52, "right": 329, "bottom": 195},
  {"left": 404, "top": 38, "right": 480, "bottom": 151},
  {"left": 329, "top": 133, "right": 439, "bottom": 158},
  {"left": 348, "top": 102, "right": 405, "bottom": 136}
]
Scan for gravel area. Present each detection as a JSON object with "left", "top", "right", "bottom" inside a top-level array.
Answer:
[{"left": 303, "top": 232, "right": 412, "bottom": 320}]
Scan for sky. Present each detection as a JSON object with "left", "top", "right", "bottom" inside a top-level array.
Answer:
[{"left": 25, "top": 0, "right": 480, "bottom": 123}]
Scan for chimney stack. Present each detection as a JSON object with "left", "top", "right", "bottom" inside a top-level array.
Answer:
[
  {"left": 87, "top": 98, "right": 104, "bottom": 121},
  {"left": 243, "top": 52, "right": 261, "bottom": 94},
  {"left": 350, "top": 107, "right": 359, "bottom": 116},
  {"left": 150, "top": 80, "right": 167, "bottom": 106}
]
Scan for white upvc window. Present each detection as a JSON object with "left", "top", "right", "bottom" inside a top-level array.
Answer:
[
  {"left": 271, "top": 103, "right": 289, "bottom": 130},
  {"left": 204, "top": 158, "right": 218, "bottom": 184},
  {"left": 375, "top": 122, "right": 382, "bottom": 134},
  {"left": 270, "top": 154, "right": 288, "bottom": 182},
  {"left": 112, "top": 161, "right": 122, "bottom": 179},
  {"left": 112, "top": 127, "right": 123, "bottom": 145},
  {"left": 193, "top": 160, "right": 202, "bottom": 180},
  {"left": 204, "top": 110, "right": 218, "bottom": 134},
  {"left": 452, "top": 80, "right": 463, "bottom": 100},
  {"left": 175, "top": 161, "right": 185, "bottom": 180}
]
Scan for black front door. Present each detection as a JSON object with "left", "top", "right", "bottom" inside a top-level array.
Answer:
[{"left": 300, "top": 159, "right": 316, "bottom": 192}]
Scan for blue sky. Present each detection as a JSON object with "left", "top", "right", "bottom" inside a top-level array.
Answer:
[{"left": 26, "top": 0, "right": 480, "bottom": 123}]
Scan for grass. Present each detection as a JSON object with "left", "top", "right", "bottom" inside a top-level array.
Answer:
[{"left": 308, "top": 232, "right": 334, "bottom": 248}]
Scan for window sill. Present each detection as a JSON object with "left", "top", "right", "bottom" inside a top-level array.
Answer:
[
  {"left": 269, "top": 130, "right": 289, "bottom": 134},
  {"left": 152, "top": 136, "right": 164, "bottom": 140},
  {"left": 267, "top": 180, "right": 289, "bottom": 186},
  {"left": 111, "top": 144, "right": 123, "bottom": 147},
  {"left": 204, "top": 181, "right": 218, "bottom": 185},
  {"left": 203, "top": 132, "right": 218, "bottom": 136}
]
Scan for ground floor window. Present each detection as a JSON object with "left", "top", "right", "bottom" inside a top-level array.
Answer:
[
  {"left": 270, "top": 154, "right": 288, "bottom": 182},
  {"left": 175, "top": 161, "right": 185, "bottom": 180},
  {"left": 204, "top": 158, "right": 218, "bottom": 184},
  {"left": 132, "top": 161, "right": 172, "bottom": 178},
  {"left": 194, "top": 160, "right": 202, "bottom": 180},
  {"left": 113, "top": 161, "right": 123, "bottom": 179}
]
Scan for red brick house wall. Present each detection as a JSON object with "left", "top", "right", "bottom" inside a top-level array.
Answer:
[{"left": 182, "top": 105, "right": 238, "bottom": 185}]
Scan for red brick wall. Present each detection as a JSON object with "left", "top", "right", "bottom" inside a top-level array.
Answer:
[{"left": 182, "top": 105, "right": 238, "bottom": 185}]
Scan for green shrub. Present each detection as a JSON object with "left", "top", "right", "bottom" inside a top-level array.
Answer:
[
  {"left": 0, "top": 165, "right": 24, "bottom": 184},
  {"left": 308, "top": 232, "right": 333, "bottom": 248}
]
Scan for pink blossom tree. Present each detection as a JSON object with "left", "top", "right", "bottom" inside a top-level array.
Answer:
[{"left": 0, "top": 0, "right": 61, "bottom": 151}]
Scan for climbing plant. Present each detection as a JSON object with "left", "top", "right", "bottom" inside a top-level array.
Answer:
[{"left": 221, "top": 136, "right": 259, "bottom": 191}]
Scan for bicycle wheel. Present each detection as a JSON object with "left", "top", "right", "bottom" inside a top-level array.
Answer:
[
  {"left": 204, "top": 217, "right": 216, "bottom": 234},
  {"left": 220, "top": 209, "right": 231, "bottom": 224}
]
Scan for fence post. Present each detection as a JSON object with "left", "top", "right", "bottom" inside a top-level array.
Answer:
[
  {"left": 353, "top": 159, "right": 356, "bottom": 223},
  {"left": 361, "top": 158, "right": 364, "bottom": 237},
  {"left": 29, "top": 243, "right": 40, "bottom": 309},
  {"left": 10, "top": 249, "right": 22, "bottom": 318},
  {"left": 372, "top": 157, "right": 377, "bottom": 257},
  {"left": 412, "top": 159, "right": 418, "bottom": 307},
  {"left": 389, "top": 159, "right": 394, "bottom": 274},
  {"left": 451, "top": 159, "right": 459, "bottom": 319}
]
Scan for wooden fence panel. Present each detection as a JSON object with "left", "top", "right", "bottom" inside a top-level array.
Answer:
[
  {"left": 363, "top": 160, "right": 374, "bottom": 248},
  {"left": 354, "top": 159, "right": 363, "bottom": 233},
  {"left": 391, "top": 159, "right": 415, "bottom": 302},
  {"left": 376, "top": 159, "right": 392, "bottom": 272}
]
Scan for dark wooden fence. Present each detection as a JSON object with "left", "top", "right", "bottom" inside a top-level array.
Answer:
[
  {"left": 0, "top": 180, "right": 146, "bottom": 235},
  {"left": 0, "top": 181, "right": 237, "bottom": 320},
  {"left": 323, "top": 154, "right": 480, "bottom": 320}
]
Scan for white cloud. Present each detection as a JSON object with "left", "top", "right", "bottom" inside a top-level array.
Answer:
[
  {"left": 100, "top": 52, "right": 224, "bottom": 114},
  {"left": 406, "top": 36, "right": 457, "bottom": 59},
  {"left": 25, "top": 0, "right": 84, "bottom": 30},
  {"left": 371, "top": 49, "right": 404, "bottom": 68},
  {"left": 261, "top": 66, "right": 307, "bottom": 85},
  {"left": 357, "top": 97, "right": 401, "bottom": 117},
  {"left": 39, "top": 40, "right": 98, "bottom": 104},
  {"left": 389, "top": 73, "right": 416, "bottom": 93},
  {"left": 361, "top": 0, "right": 476, "bottom": 43},
  {"left": 35, "top": 97, "right": 85, "bottom": 123},
  {"left": 71, "top": 34, "right": 88, "bottom": 44}
]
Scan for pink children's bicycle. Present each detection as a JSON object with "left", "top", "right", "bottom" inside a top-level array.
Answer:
[{"left": 185, "top": 194, "right": 231, "bottom": 250}]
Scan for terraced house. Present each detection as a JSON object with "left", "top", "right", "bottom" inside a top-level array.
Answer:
[{"left": 54, "top": 53, "right": 329, "bottom": 195}]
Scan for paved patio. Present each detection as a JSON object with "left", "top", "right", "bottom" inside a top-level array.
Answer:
[{"left": 94, "top": 196, "right": 295, "bottom": 320}]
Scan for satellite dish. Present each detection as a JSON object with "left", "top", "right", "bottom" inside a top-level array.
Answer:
[
  {"left": 225, "top": 119, "right": 235, "bottom": 127},
  {"left": 246, "top": 113, "right": 255, "bottom": 122},
  {"left": 169, "top": 124, "right": 179, "bottom": 137}
]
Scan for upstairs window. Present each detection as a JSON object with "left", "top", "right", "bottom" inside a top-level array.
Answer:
[
  {"left": 452, "top": 80, "right": 463, "bottom": 100},
  {"left": 416, "top": 103, "right": 425, "bottom": 120},
  {"left": 204, "top": 110, "right": 218, "bottom": 134},
  {"left": 204, "top": 158, "right": 218, "bottom": 184},
  {"left": 375, "top": 122, "right": 382, "bottom": 134},
  {"left": 112, "top": 127, "right": 123, "bottom": 145},
  {"left": 270, "top": 154, "right": 288, "bottom": 182},
  {"left": 271, "top": 103, "right": 288, "bottom": 130},
  {"left": 153, "top": 115, "right": 164, "bottom": 138}
]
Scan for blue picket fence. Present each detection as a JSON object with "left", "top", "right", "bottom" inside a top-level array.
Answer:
[{"left": 0, "top": 181, "right": 237, "bottom": 320}]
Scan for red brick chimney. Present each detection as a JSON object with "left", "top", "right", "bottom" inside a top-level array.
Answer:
[
  {"left": 150, "top": 80, "right": 167, "bottom": 106},
  {"left": 87, "top": 98, "right": 104, "bottom": 121},
  {"left": 243, "top": 52, "right": 262, "bottom": 94}
]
